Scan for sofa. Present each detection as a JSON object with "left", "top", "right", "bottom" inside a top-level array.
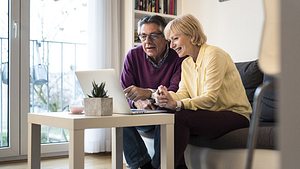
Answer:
[{"left": 140, "top": 60, "right": 278, "bottom": 169}]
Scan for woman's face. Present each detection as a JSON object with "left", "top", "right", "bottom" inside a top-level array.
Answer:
[{"left": 168, "top": 31, "right": 193, "bottom": 57}]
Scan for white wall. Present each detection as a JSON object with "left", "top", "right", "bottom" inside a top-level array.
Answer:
[{"left": 181, "top": 0, "right": 264, "bottom": 62}]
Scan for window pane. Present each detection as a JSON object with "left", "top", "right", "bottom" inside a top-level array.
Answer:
[
  {"left": 0, "top": 0, "right": 9, "bottom": 148},
  {"left": 30, "top": 0, "right": 87, "bottom": 144}
]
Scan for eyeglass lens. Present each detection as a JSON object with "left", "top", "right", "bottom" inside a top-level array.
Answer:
[{"left": 138, "top": 33, "right": 163, "bottom": 41}]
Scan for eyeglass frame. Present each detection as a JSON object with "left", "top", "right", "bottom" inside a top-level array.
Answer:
[{"left": 138, "top": 32, "right": 164, "bottom": 42}]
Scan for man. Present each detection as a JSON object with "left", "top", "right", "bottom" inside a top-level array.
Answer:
[{"left": 121, "top": 15, "right": 184, "bottom": 169}]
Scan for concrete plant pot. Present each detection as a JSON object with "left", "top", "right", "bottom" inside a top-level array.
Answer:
[{"left": 84, "top": 97, "right": 113, "bottom": 116}]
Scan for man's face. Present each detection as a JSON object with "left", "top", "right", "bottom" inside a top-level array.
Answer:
[{"left": 139, "top": 23, "right": 167, "bottom": 59}]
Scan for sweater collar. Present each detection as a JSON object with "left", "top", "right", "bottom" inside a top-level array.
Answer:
[{"left": 146, "top": 45, "right": 169, "bottom": 68}]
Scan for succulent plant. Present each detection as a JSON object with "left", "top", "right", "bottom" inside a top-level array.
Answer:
[{"left": 87, "top": 80, "right": 108, "bottom": 98}]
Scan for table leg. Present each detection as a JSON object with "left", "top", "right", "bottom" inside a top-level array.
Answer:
[
  {"left": 112, "top": 127, "right": 123, "bottom": 169},
  {"left": 161, "top": 124, "right": 174, "bottom": 169},
  {"left": 69, "top": 129, "right": 84, "bottom": 169},
  {"left": 28, "top": 123, "right": 41, "bottom": 169}
]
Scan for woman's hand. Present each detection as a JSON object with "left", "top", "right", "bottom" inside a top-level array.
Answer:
[{"left": 157, "top": 85, "right": 177, "bottom": 110}]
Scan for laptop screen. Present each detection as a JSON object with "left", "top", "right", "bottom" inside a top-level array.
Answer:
[{"left": 75, "top": 69, "right": 132, "bottom": 114}]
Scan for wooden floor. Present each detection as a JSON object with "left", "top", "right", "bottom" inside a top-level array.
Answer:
[{"left": 0, "top": 153, "right": 127, "bottom": 169}]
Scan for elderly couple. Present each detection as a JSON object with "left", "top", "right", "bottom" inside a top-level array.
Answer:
[{"left": 120, "top": 14, "right": 251, "bottom": 169}]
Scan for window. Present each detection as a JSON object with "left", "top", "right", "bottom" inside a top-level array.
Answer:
[
  {"left": 0, "top": 0, "right": 20, "bottom": 158},
  {"left": 0, "top": 0, "right": 120, "bottom": 159},
  {"left": 0, "top": 0, "right": 88, "bottom": 158}
]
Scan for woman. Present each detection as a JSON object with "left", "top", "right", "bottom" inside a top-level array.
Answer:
[{"left": 156, "top": 14, "right": 252, "bottom": 169}]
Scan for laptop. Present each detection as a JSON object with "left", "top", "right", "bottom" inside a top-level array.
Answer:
[{"left": 75, "top": 69, "right": 168, "bottom": 115}]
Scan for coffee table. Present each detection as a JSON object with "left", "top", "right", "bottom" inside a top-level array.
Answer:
[{"left": 28, "top": 112, "right": 174, "bottom": 169}]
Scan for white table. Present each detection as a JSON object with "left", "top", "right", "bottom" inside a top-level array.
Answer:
[{"left": 28, "top": 112, "right": 174, "bottom": 169}]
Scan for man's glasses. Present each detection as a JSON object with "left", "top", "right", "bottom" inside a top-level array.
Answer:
[{"left": 138, "top": 32, "right": 163, "bottom": 42}]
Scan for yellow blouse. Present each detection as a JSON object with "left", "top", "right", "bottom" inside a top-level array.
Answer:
[{"left": 170, "top": 44, "right": 252, "bottom": 119}]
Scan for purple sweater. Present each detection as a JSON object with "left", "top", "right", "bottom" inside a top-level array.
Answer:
[{"left": 121, "top": 45, "right": 184, "bottom": 107}]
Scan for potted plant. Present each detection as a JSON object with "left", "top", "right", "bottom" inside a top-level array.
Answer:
[{"left": 84, "top": 80, "right": 113, "bottom": 116}]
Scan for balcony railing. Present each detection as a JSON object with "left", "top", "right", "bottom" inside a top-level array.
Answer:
[{"left": 29, "top": 39, "right": 87, "bottom": 113}]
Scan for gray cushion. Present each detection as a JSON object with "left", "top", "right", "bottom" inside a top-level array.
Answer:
[{"left": 235, "top": 60, "right": 264, "bottom": 105}]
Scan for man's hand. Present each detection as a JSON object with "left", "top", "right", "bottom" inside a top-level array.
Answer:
[
  {"left": 124, "top": 85, "right": 152, "bottom": 101},
  {"left": 134, "top": 100, "right": 157, "bottom": 110}
]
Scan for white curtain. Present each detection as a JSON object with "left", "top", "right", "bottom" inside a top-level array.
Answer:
[{"left": 84, "top": 0, "right": 121, "bottom": 153}]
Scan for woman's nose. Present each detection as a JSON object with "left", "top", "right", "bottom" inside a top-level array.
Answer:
[{"left": 170, "top": 41, "right": 176, "bottom": 49}]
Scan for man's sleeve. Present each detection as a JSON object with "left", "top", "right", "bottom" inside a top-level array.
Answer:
[
  {"left": 120, "top": 50, "right": 136, "bottom": 108},
  {"left": 121, "top": 50, "right": 135, "bottom": 89}
]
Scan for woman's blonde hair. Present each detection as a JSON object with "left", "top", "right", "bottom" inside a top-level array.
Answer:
[{"left": 164, "top": 14, "right": 207, "bottom": 46}]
